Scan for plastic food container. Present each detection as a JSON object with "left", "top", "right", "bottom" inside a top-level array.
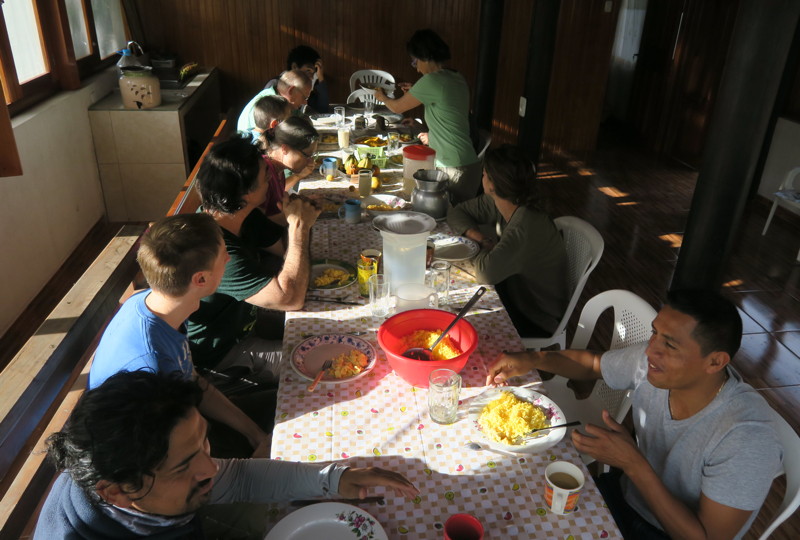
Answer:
[
  {"left": 402, "top": 145, "right": 436, "bottom": 195},
  {"left": 377, "top": 308, "right": 478, "bottom": 388}
]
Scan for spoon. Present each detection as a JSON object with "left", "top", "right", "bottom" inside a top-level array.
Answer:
[
  {"left": 463, "top": 441, "right": 519, "bottom": 457},
  {"left": 402, "top": 286, "right": 487, "bottom": 361}
]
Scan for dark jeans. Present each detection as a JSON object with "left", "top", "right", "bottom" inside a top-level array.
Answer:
[
  {"left": 207, "top": 388, "right": 277, "bottom": 459},
  {"left": 595, "top": 468, "right": 671, "bottom": 540}
]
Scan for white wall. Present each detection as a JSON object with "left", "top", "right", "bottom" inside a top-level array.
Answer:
[{"left": 0, "top": 70, "right": 117, "bottom": 335}]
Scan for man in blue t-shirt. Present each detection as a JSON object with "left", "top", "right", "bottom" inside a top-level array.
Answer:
[
  {"left": 486, "top": 289, "right": 782, "bottom": 540},
  {"left": 89, "top": 213, "right": 272, "bottom": 458}
]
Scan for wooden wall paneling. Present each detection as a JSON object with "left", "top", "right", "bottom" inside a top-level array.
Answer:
[
  {"left": 490, "top": 0, "right": 535, "bottom": 146},
  {"left": 542, "top": 0, "right": 620, "bottom": 159}
]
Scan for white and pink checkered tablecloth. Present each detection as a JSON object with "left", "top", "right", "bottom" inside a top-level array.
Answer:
[{"left": 267, "top": 177, "right": 622, "bottom": 539}]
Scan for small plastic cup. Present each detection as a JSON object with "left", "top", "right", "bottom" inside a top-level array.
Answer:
[{"left": 444, "top": 513, "right": 484, "bottom": 540}]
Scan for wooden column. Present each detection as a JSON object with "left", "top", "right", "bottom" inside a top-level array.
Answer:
[
  {"left": 672, "top": 0, "right": 800, "bottom": 290},
  {"left": 517, "top": 0, "right": 559, "bottom": 162},
  {"left": 473, "top": 0, "right": 504, "bottom": 132}
]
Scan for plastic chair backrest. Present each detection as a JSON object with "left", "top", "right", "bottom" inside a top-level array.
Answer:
[
  {"left": 779, "top": 166, "right": 800, "bottom": 191},
  {"left": 346, "top": 89, "right": 380, "bottom": 105},
  {"left": 522, "top": 216, "right": 604, "bottom": 350},
  {"left": 349, "top": 70, "right": 395, "bottom": 93},
  {"left": 758, "top": 411, "right": 800, "bottom": 539},
  {"left": 541, "top": 289, "right": 656, "bottom": 467},
  {"left": 476, "top": 129, "right": 492, "bottom": 160}
]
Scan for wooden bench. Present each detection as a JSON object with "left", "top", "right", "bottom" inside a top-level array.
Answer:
[{"left": 0, "top": 117, "right": 231, "bottom": 538}]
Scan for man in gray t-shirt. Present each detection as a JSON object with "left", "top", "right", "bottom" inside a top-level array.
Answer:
[{"left": 486, "top": 289, "right": 783, "bottom": 540}]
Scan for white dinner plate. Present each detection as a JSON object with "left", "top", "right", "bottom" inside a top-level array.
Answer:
[
  {"left": 265, "top": 502, "right": 387, "bottom": 540},
  {"left": 309, "top": 113, "right": 339, "bottom": 126},
  {"left": 372, "top": 211, "right": 436, "bottom": 235},
  {"left": 377, "top": 112, "right": 404, "bottom": 124},
  {"left": 363, "top": 194, "right": 409, "bottom": 217},
  {"left": 290, "top": 334, "right": 377, "bottom": 384},
  {"left": 310, "top": 259, "right": 357, "bottom": 290},
  {"left": 429, "top": 234, "right": 480, "bottom": 262},
  {"left": 467, "top": 386, "right": 566, "bottom": 454}
]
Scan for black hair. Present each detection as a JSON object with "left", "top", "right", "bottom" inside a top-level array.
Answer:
[
  {"left": 483, "top": 144, "right": 540, "bottom": 209},
  {"left": 665, "top": 289, "right": 743, "bottom": 357},
  {"left": 263, "top": 116, "right": 319, "bottom": 151},
  {"left": 253, "top": 95, "right": 291, "bottom": 131},
  {"left": 406, "top": 29, "right": 451, "bottom": 63},
  {"left": 286, "top": 45, "right": 321, "bottom": 70},
  {"left": 196, "top": 133, "right": 263, "bottom": 214},
  {"left": 45, "top": 371, "right": 203, "bottom": 499}
]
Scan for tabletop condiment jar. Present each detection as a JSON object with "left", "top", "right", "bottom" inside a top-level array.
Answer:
[
  {"left": 411, "top": 169, "right": 449, "bottom": 220},
  {"left": 402, "top": 145, "right": 436, "bottom": 196},
  {"left": 119, "top": 66, "right": 161, "bottom": 109}
]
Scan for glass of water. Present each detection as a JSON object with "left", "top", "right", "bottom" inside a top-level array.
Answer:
[
  {"left": 426, "top": 260, "right": 451, "bottom": 306},
  {"left": 364, "top": 101, "right": 374, "bottom": 126},
  {"left": 428, "top": 368, "right": 461, "bottom": 424},
  {"left": 334, "top": 106, "right": 346, "bottom": 127},
  {"left": 369, "top": 274, "right": 391, "bottom": 318}
]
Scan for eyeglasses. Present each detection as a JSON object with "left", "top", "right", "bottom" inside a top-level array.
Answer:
[
  {"left": 297, "top": 147, "right": 314, "bottom": 159},
  {"left": 292, "top": 87, "right": 310, "bottom": 103},
  {"left": 411, "top": 58, "right": 418, "bottom": 69}
]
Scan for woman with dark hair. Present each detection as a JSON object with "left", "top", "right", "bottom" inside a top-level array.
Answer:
[
  {"left": 259, "top": 116, "right": 319, "bottom": 218},
  {"left": 447, "top": 145, "right": 569, "bottom": 337},
  {"left": 374, "top": 29, "right": 480, "bottom": 204}
]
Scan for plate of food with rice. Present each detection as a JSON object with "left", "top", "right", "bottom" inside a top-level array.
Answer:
[
  {"left": 290, "top": 334, "right": 378, "bottom": 384},
  {"left": 467, "top": 386, "right": 566, "bottom": 453},
  {"left": 310, "top": 259, "right": 357, "bottom": 290}
]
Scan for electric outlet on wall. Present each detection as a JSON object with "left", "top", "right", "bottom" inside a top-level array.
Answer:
[{"left": 519, "top": 96, "right": 527, "bottom": 117}]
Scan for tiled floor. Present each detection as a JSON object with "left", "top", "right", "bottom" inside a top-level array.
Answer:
[{"left": 539, "top": 126, "right": 800, "bottom": 538}]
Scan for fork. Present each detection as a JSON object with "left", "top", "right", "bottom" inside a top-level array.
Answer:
[
  {"left": 520, "top": 420, "right": 581, "bottom": 441},
  {"left": 307, "top": 360, "right": 332, "bottom": 392}
]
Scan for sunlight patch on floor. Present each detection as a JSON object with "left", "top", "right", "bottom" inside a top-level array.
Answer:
[{"left": 658, "top": 233, "right": 683, "bottom": 248}]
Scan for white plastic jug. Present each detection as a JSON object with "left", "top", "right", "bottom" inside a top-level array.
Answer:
[{"left": 374, "top": 212, "right": 436, "bottom": 292}]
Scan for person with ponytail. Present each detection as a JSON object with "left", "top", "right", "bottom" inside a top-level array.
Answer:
[
  {"left": 447, "top": 144, "right": 569, "bottom": 337},
  {"left": 258, "top": 116, "right": 319, "bottom": 219}
]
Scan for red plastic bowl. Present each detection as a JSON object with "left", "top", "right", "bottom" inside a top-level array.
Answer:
[{"left": 377, "top": 309, "right": 478, "bottom": 388}]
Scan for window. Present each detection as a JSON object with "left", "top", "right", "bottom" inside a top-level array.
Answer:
[
  {"left": 0, "top": 0, "right": 129, "bottom": 176},
  {"left": 0, "top": 0, "right": 128, "bottom": 112}
]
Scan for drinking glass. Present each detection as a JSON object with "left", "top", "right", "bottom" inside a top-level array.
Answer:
[
  {"left": 334, "top": 106, "right": 346, "bottom": 127},
  {"left": 387, "top": 131, "right": 400, "bottom": 153},
  {"left": 364, "top": 101, "right": 374, "bottom": 125},
  {"left": 428, "top": 368, "right": 461, "bottom": 424},
  {"left": 426, "top": 260, "right": 451, "bottom": 306},
  {"left": 337, "top": 126, "right": 350, "bottom": 150},
  {"left": 368, "top": 274, "right": 391, "bottom": 318},
  {"left": 358, "top": 169, "right": 372, "bottom": 197}
]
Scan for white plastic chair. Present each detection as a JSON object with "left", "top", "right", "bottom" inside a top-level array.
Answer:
[
  {"left": 349, "top": 69, "right": 395, "bottom": 93},
  {"left": 476, "top": 129, "right": 492, "bottom": 160},
  {"left": 346, "top": 89, "right": 383, "bottom": 106},
  {"left": 761, "top": 166, "right": 800, "bottom": 263},
  {"left": 541, "top": 289, "right": 657, "bottom": 468},
  {"left": 521, "top": 216, "right": 604, "bottom": 350},
  {"left": 757, "top": 410, "right": 800, "bottom": 539}
]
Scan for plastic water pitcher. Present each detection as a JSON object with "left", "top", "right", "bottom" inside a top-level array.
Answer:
[
  {"left": 380, "top": 229, "right": 427, "bottom": 291},
  {"left": 402, "top": 145, "right": 436, "bottom": 196},
  {"left": 376, "top": 212, "right": 436, "bottom": 292}
]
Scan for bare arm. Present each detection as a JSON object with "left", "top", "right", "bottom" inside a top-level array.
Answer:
[
  {"left": 246, "top": 194, "right": 319, "bottom": 310},
  {"left": 574, "top": 411, "right": 752, "bottom": 540},
  {"left": 374, "top": 88, "right": 422, "bottom": 114},
  {"left": 485, "top": 349, "right": 603, "bottom": 386},
  {"left": 196, "top": 374, "right": 270, "bottom": 457}
]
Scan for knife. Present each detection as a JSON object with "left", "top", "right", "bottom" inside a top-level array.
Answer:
[
  {"left": 290, "top": 496, "right": 385, "bottom": 507},
  {"left": 306, "top": 296, "right": 362, "bottom": 306}
]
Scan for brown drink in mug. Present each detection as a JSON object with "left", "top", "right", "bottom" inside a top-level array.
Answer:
[{"left": 544, "top": 461, "right": 585, "bottom": 514}]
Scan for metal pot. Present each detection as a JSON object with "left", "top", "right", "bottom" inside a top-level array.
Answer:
[{"left": 411, "top": 170, "right": 449, "bottom": 219}]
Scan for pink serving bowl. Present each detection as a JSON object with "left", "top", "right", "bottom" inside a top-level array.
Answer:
[{"left": 377, "top": 308, "right": 478, "bottom": 388}]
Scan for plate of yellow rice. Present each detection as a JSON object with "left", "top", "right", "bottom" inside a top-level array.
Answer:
[
  {"left": 310, "top": 259, "right": 357, "bottom": 290},
  {"left": 291, "top": 334, "right": 377, "bottom": 384},
  {"left": 468, "top": 387, "right": 565, "bottom": 454}
]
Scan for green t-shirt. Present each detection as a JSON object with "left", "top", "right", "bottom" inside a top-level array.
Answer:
[
  {"left": 187, "top": 210, "right": 285, "bottom": 368},
  {"left": 409, "top": 70, "right": 477, "bottom": 168}
]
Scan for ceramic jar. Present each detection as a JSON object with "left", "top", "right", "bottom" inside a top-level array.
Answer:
[{"left": 119, "top": 66, "right": 161, "bottom": 109}]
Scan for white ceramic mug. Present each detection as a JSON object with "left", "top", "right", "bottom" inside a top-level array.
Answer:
[{"left": 394, "top": 283, "right": 437, "bottom": 312}]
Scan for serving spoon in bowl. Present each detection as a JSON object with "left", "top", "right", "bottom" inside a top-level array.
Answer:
[{"left": 401, "top": 286, "right": 486, "bottom": 361}]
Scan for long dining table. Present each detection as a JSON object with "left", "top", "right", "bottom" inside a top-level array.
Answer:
[{"left": 264, "top": 137, "right": 622, "bottom": 539}]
